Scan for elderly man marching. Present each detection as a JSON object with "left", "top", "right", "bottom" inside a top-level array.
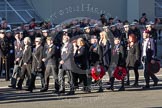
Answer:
[
  {"left": 26, "top": 37, "right": 45, "bottom": 92},
  {"left": 58, "top": 33, "right": 75, "bottom": 95}
]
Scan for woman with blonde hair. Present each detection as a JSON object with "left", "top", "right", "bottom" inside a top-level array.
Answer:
[
  {"left": 99, "top": 31, "right": 111, "bottom": 81},
  {"left": 17, "top": 37, "right": 32, "bottom": 90}
]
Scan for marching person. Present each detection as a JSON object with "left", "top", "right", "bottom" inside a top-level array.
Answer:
[
  {"left": 142, "top": 30, "right": 159, "bottom": 89},
  {"left": 107, "top": 37, "right": 126, "bottom": 91},
  {"left": 74, "top": 37, "right": 91, "bottom": 93},
  {"left": 89, "top": 36, "right": 104, "bottom": 92},
  {"left": 8, "top": 33, "right": 23, "bottom": 88},
  {"left": 17, "top": 37, "right": 32, "bottom": 90},
  {"left": 126, "top": 33, "right": 141, "bottom": 86},
  {"left": 58, "top": 34, "right": 75, "bottom": 95},
  {"left": 99, "top": 31, "right": 111, "bottom": 83},
  {"left": 89, "top": 36, "right": 100, "bottom": 66},
  {"left": 0, "top": 29, "right": 10, "bottom": 81},
  {"left": 146, "top": 24, "right": 158, "bottom": 56},
  {"left": 40, "top": 37, "right": 59, "bottom": 93},
  {"left": 26, "top": 37, "right": 45, "bottom": 92}
]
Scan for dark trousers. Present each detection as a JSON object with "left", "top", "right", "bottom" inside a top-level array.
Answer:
[
  {"left": 154, "top": 40, "right": 157, "bottom": 56},
  {"left": 58, "top": 69, "right": 74, "bottom": 91},
  {"left": 10, "top": 65, "right": 21, "bottom": 87},
  {"left": 109, "top": 64, "right": 124, "bottom": 88},
  {"left": 127, "top": 67, "right": 139, "bottom": 84},
  {"left": 28, "top": 71, "right": 45, "bottom": 90},
  {"left": 73, "top": 73, "right": 80, "bottom": 88},
  {"left": 143, "top": 56, "right": 159, "bottom": 85},
  {"left": 79, "top": 74, "right": 88, "bottom": 89},
  {"left": 17, "top": 64, "right": 31, "bottom": 88},
  {"left": 110, "top": 77, "right": 124, "bottom": 88},
  {"left": 44, "top": 65, "right": 59, "bottom": 91},
  {"left": 0, "top": 57, "right": 10, "bottom": 81}
]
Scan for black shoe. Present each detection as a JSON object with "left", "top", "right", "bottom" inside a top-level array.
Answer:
[
  {"left": 97, "top": 88, "right": 103, "bottom": 92},
  {"left": 52, "top": 90, "right": 59, "bottom": 94},
  {"left": 125, "top": 81, "right": 130, "bottom": 86},
  {"left": 107, "top": 82, "right": 111, "bottom": 85},
  {"left": 25, "top": 88, "right": 33, "bottom": 93},
  {"left": 57, "top": 90, "right": 65, "bottom": 96},
  {"left": 33, "top": 86, "right": 36, "bottom": 89},
  {"left": 16, "top": 86, "right": 22, "bottom": 90},
  {"left": 58, "top": 88, "right": 65, "bottom": 93},
  {"left": 118, "top": 87, "right": 125, "bottom": 91},
  {"left": 142, "top": 85, "right": 150, "bottom": 89},
  {"left": 24, "top": 86, "right": 29, "bottom": 89},
  {"left": 5, "top": 79, "right": 10, "bottom": 81},
  {"left": 153, "top": 80, "right": 159, "bottom": 86},
  {"left": 66, "top": 91, "right": 75, "bottom": 95},
  {"left": 132, "top": 83, "right": 139, "bottom": 87},
  {"left": 92, "top": 80, "right": 97, "bottom": 84},
  {"left": 74, "top": 86, "right": 79, "bottom": 90},
  {"left": 40, "top": 88, "right": 48, "bottom": 92},
  {"left": 83, "top": 88, "right": 91, "bottom": 93},
  {"left": 83, "top": 90, "right": 91, "bottom": 93},
  {"left": 60, "top": 90, "right": 65, "bottom": 93},
  {"left": 8, "top": 85, "right": 16, "bottom": 88},
  {"left": 106, "top": 86, "right": 114, "bottom": 91}
]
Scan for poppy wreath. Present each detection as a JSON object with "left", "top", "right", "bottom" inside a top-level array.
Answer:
[
  {"left": 91, "top": 65, "right": 105, "bottom": 81},
  {"left": 148, "top": 61, "right": 160, "bottom": 74},
  {"left": 113, "top": 67, "right": 127, "bottom": 80}
]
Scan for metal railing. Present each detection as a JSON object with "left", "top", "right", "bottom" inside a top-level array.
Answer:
[
  {"left": 4, "top": 0, "right": 27, "bottom": 23},
  {"left": 0, "top": 0, "right": 42, "bottom": 24}
]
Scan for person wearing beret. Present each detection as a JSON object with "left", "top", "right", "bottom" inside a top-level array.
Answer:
[{"left": 142, "top": 30, "right": 159, "bottom": 89}]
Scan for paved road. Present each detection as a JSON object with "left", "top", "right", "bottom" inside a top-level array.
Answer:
[{"left": 1, "top": 68, "right": 162, "bottom": 108}]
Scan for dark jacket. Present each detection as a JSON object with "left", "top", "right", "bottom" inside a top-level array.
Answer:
[
  {"left": 14, "top": 40, "right": 23, "bottom": 65},
  {"left": 32, "top": 45, "right": 44, "bottom": 72},
  {"left": 0, "top": 37, "right": 10, "bottom": 57},
  {"left": 126, "top": 42, "right": 140, "bottom": 67},
  {"left": 111, "top": 44, "right": 126, "bottom": 67},
  {"left": 61, "top": 42, "right": 74, "bottom": 70},
  {"left": 74, "top": 46, "right": 88, "bottom": 70},
  {"left": 89, "top": 43, "right": 100, "bottom": 65},
  {"left": 44, "top": 44, "right": 57, "bottom": 65},
  {"left": 150, "top": 28, "right": 158, "bottom": 40},
  {"left": 22, "top": 46, "right": 32, "bottom": 64},
  {"left": 145, "top": 38, "right": 155, "bottom": 62},
  {"left": 99, "top": 41, "right": 111, "bottom": 66}
]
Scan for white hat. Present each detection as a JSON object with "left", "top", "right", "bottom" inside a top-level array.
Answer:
[
  {"left": 84, "top": 26, "right": 90, "bottom": 30},
  {"left": 110, "top": 24, "right": 116, "bottom": 28},
  {"left": 103, "top": 26, "right": 108, "bottom": 29},
  {"left": 42, "top": 29, "right": 49, "bottom": 33},
  {"left": 0, "top": 29, "right": 5, "bottom": 33},
  {"left": 123, "top": 24, "right": 129, "bottom": 28},
  {"left": 146, "top": 24, "right": 151, "bottom": 28},
  {"left": 62, "top": 29, "right": 68, "bottom": 32}
]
